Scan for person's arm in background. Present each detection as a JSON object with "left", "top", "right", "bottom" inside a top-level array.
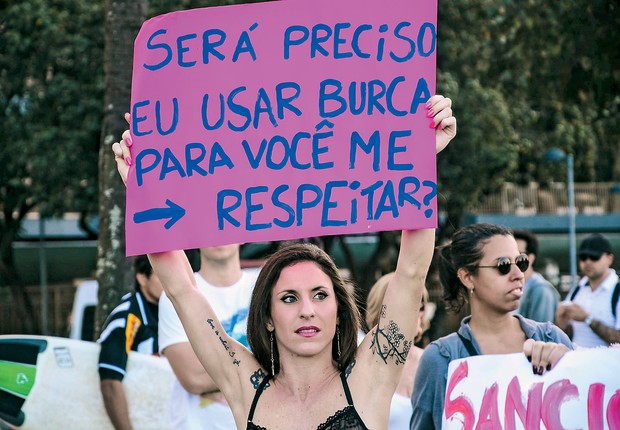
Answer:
[
  {"left": 158, "top": 289, "right": 222, "bottom": 395},
  {"left": 100, "top": 379, "right": 133, "bottom": 430},
  {"left": 410, "top": 343, "right": 449, "bottom": 430},
  {"left": 163, "top": 343, "right": 221, "bottom": 394},
  {"left": 98, "top": 303, "right": 135, "bottom": 430},
  {"left": 554, "top": 301, "right": 574, "bottom": 339},
  {"left": 557, "top": 300, "right": 620, "bottom": 344}
]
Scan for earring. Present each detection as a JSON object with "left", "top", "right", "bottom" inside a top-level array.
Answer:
[
  {"left": 469, "top": 287, "right": 475, "bottom": 296},
  {"left": 270, "top": 331, "right": 275, "bottom": 375},
  {"left": 336, "top": 325, "right": 341, "bottom": 360}
]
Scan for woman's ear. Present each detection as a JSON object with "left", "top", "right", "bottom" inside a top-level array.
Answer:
[
  {"left": 135, "top": 273, "right": 148, "bottom": 289},
  {"left": 457, "top": 267, "right": 475, "bottom": 293},
  {"left": 266, "top": 321, "right": 274, "bottom": 332}
]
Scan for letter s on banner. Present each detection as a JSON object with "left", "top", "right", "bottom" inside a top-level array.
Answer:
[{"left": 444, "top": 360, "right": 475, "bottom": 430}]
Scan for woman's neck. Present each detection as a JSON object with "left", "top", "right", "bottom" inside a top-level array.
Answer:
[
  {"left": 468, "top": 313, "right": 525, "bottom": 355},
  {"left": 275, "top": 356, "right": 340, "bottom": 401}
]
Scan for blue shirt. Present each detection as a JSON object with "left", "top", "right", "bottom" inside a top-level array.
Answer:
[{"left": 517, "top": 272, "right": 560, "bottom": 322}]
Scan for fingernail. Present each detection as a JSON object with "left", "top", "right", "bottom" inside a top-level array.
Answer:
[
  {"left": 426, "top": 109, "right": 434, "bottom": 118},
  {"left": 438, "top": 123, "right": 443, "bottom": 130},
  {"left": 526, "top": 355, "right": 531, "bottom": 362},
  {"left": 537, "top": 366, "right": 544, "bottom": 375},
  {"left": 126, "top": 156, "right": 132, "bottom": 166},
  {"left": 546, "top": 363, "right": 551, "bottom": 371},
  {"left": 126, "top": 136, "right": 133, "bottom": 147},
  {"left": 425, "top": 101, "right": 432, "bottom": 109},
  {"left": 532, "top": 365, "right": 537, "bottom": 374},
  {"left": 429, "top": 120, "right": 436, "bottom": 129}
]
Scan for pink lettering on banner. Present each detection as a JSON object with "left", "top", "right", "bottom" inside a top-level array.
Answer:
[
  {"left": 125, "top": 0, "right": 438, "bottom": 255},
  {"left": 443, "top": 349, "right": 620, "bottom": 430},
  {"left": 445, "top": 361, "right": 475, "bottom": 430}
]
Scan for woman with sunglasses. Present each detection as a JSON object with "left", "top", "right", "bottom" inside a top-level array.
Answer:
[{"left": 409, "top": 223, "right": 572, "bottom": 430}]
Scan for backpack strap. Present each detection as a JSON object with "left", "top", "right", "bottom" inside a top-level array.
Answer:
[
  {"left": 568, "top": 285, "right": 581, "bottom": 301},
  {"left": 612, "top": 281, "right": 620, "bottom": 319},
  {"left": 457, "top": 332, "right": 479, "bottom": 357}
]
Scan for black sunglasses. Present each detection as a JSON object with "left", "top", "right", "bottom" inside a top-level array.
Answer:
[
  {"left": 475, "top": 254, "right": 529, "bottom": 275},
  {"left": 579, "top": 254, "right": 602, "bottom": 262}
]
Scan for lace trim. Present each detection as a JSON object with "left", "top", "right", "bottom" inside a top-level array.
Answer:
[{"left": 247, "top": 406, "right": 367, "bottom": 430}]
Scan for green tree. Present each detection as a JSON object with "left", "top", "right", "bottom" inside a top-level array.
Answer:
[
  {"left": 435, "top": 0, "right": 619, "bottom": 231},
  {"left": 0, "top": 0, "right": 104, "bottom": 333}
]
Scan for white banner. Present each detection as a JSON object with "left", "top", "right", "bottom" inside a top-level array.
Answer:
[{"left": 443, "top": 347, "right": 620, "bottom": 430}]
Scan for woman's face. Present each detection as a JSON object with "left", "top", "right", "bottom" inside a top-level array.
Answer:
[
  {"left": 269, "top": 261, "right": 339, "bottom": 360},
  {"left": 469, "top": 235, "right": 525, "bottom": 313}
]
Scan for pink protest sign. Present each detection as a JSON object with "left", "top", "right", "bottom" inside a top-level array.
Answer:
[{"left": 126, "top": 0, "right": 438, "bottom": 255}]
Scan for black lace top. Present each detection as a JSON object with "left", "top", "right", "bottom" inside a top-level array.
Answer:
[{"left": 246, "top": 372, "right": 369, "bottom": 430}]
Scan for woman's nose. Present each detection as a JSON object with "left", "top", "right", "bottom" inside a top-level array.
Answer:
[{"left": 299, "top": 298, "right": 315, "bottom": 318}]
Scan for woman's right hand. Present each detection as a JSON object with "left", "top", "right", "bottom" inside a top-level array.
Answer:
[
  {"left": 111, "top": 112, "right": 132, "bottom": 186},
  {"left": 523, "top": 339, "right": 570, "bottom": 375}
]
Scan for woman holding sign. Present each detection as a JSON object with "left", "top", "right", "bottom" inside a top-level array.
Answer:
[
  {"left": 113, "top": 95, "right": 455, "bottom": 430},
  {"left": 409, "top": 223, "right": 573, "bottom": 430}
]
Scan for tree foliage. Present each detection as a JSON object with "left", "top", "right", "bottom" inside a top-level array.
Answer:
[
  {"left": 436, "top": 0, "right": 619, "bottom": 233},
  {"left": 0, "top": 0, "right": 104, "bottom": 332}
]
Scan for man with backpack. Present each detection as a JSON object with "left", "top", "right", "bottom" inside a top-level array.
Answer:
[{"left": 556, "top": 233, "right": 619, "bottom": 348}]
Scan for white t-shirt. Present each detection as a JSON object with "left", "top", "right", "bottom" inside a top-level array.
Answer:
[
  {"left": 159, "top": 269, "right": 259, "bottom": 430},
  {"left": 566, "top": 269, "right": 619, "bottom": 348},
  {"left": 389, "top": 393, "right": 413, "bottom": 430}
]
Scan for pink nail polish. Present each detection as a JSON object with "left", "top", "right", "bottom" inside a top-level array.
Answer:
[
  {"left": 426, "top": 109, "right": 434, "bottom": 118},
  {"left": 438, "top": 123, "right": 443, "bottom": 130},
  {"left": 429, "top": 121, "right": 436, "bottom": 129},
  {"left": 126, "top": 156, "right": 132, "bottom": 166},
  {"left": 425, "top": 101, "right": 432, "bottom": 109},
  {"left": 126, "top": 136, "right": 133, "bottom": 147}
]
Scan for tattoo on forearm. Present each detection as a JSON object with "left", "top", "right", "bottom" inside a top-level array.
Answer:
[
  {"left": 370, "top": 317, "right": 411, "bottom": 365},
  {"left": 250, "top": 368, "right": 270, "bottom": 390},
  {"left": 590, "top": 320, "right": 620, "bottom": 344},
  {"left": 205, "top": 318, "right": 240, "bottom": 366}
]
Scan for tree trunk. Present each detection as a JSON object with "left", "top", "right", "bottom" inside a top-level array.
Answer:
[
  {"left": 0, "top": 200, "right": 38, "bottom": 334},
  {"left": 96, "top": 0, "right": 148, "bottom": 338},
  {"left": 0, "top": 220, "right": 37, "bottom": 334}
]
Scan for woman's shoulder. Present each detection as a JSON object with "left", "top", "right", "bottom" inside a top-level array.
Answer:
[
  {"left": 516, "top": 315, "right": 573, "bottom": 348},
  {"left": 422, "top": 332, "right": 464, "bottom": 362}
]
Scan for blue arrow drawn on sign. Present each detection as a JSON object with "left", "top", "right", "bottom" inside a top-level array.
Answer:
[{"left": 133, "top": 199, "right": 186, "bottom": 230}]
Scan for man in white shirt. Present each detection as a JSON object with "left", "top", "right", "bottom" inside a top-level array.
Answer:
[
  {"left": 158, "top": 245, "right": 259, "bottom": 429},
  {"left": 556, "top": 233, "right": 620, "bottom": 348}
]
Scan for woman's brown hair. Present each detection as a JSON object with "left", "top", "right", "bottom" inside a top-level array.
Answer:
[{"left": 247, "top": 243, "right": 361, "bottom": 375}]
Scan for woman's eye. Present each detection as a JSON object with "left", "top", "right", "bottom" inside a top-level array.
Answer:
[
  {"left": 281, "top": 295, "right": 297, "bottom": 303},
  {"left": 314, "top": 291, "right": 328, "bottom": 300}
]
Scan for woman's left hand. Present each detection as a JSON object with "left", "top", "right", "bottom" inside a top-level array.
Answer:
[
  {"left": 523, "top": 339, "right": 570, "bottom": 375},
  {"left": 426, "top": 95, "right": 456, "bottom": 154}
]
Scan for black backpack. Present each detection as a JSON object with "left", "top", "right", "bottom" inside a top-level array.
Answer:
[{"left": 569, "top": 281, "right": 620, "bottom": 319}]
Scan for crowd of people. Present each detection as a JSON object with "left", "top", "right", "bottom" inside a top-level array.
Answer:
[{"left": 99, "top": 93, "right": 619, "bottom": 430}]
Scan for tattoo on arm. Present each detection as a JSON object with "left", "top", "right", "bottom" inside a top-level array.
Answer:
[
  {"left": 370, "top": 309, "right": 411, "bottom": 365},
  {"left": 250, "top": 368, "right": 270, "bottom": 390},
  {"left": 205, "top": 318, "right": 240, "bottom": 366},
  {"left": 590, "top": 320, "right": 620, "bottom": 344}
]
